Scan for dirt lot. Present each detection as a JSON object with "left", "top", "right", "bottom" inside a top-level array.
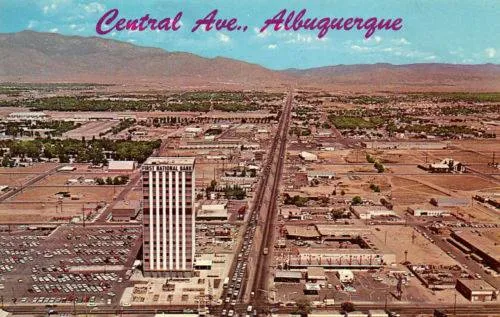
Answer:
[
  {"left": 390, "top": 176, "right": 448, "bottom": 205},
  {"left": 0, "top": 163, "right": 59, "bottom": 173},
  {"left": 0, "top": 173, "right": 39, "bottom": 186},
  {"left": 8, "top": 186, "right": 122, "bottom": 202},
  {"left": 452, "top": 139, "right": 500, "bottom": 153},
  {"left": 371, "top": 225, "right": 458, "bottom": 266},
  {"left": 419, "top": 175, "right": 498, "bottom": 192},
  {"left": 0, "top": 202, "right": 90, "bottom": 222},
  {"left": 36, "top": 173, "right": 134, "bottom": 186}
]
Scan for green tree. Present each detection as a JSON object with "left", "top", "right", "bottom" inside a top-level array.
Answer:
[
  {"left": 105, "top": 177, "right": 113, "bottom": 185},
  {"left": 374, "top": 162, "right": 385, "bottom": 173},
  {"left": 351, "top": 196, "right": 363, "bottom": 205}
]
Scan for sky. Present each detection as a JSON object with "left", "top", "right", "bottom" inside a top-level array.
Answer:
[{"left": 0, "top": 0, "right": 498, "bottom": 69}]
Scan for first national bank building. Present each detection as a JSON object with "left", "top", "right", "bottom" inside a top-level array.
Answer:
[{"left": 141, "top": 157, "right": 196, "bottom": 277}]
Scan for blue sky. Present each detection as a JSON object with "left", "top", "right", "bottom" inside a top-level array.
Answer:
[{"left": 0, "top": 0, "right": 498, "bottom": 69}]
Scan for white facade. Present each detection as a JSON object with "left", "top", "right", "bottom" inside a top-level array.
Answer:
[
  {"left": 337, "top": 269, "right": 354, "bottom": 283},
  {"left": 142, "top": 157, "right": 195, "bottom": 275},
  {"left": 300, "top": 151, "right": 318, "bottom": 161},
  {"left": 409, "top": 207, "right": 448, "bottom": 217}
]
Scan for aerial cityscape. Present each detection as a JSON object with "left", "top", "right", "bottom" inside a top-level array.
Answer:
[{"left": 0, "top": 1, "right": 499, "bottom": 316}]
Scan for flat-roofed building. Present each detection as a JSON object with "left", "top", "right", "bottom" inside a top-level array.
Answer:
[
  {"left": 142, "top": 157, "right": 196, "bottom": 277},
  {"left": 196, "top": 200, "right": 228, "bottom": 221},
  {"left": 307, "top": 171, "right": 336, "bottom": 181},
  {"left": 456, "top": 279, "right": 497, "bottom": 302},
  {"left": 304, "top": 283, "right": 321, "bottom": 295},
  {"left": 108, "top": 160, "right": 136, "bottom": 171},
  {"left": 451, "top": 230, "right": 500, "bottom": 272},
  {"left": 307, "top": 267, "right": 326, "bottom": 284},
  {"left": 111, "top": 200, "right": 140, "bottom": 221},
  {"left": 408, "top": 207, "right": 448, "bottom": 217},
  {"left": 289, "top": 248, "right": 395, "bottom": 269},
  {"left": 274, "top": 270, "right": 302, "bottom": 283},
  {"left": 350, "top": 205, "right": 396, "bottom": 219}
]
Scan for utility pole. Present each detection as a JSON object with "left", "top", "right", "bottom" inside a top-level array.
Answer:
[{"left": 454, "top": 290, "right": 457, "bottom": 316}]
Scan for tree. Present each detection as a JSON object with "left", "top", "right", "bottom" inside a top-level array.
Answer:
[
  {"left": 370, "top": 184, "right": 381, "bottom": 192},
  {"left": 340, "top": 190, "right": 346, "bottom": 196},
  {"left": 294, "top": 297, "right": 312, "bottom": 315},
  {"left": 351, "top": 196, "right": 363, "bottom": 205},
  {"left": 2, "top": 155, "right": 11, "bottom": 167},
  {"left": 105, "top": 177, "right": 113, "bottom": 185},
  {"left": 341, "top": 301, "right": 355, "bottom": 313},
  {"left": 374, "top": 162, "right": 385, "bottom": 173},
  {"left": 331, "top": 209, "right": 345, "bottom": 220}
]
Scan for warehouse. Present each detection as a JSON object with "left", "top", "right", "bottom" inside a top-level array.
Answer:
[
  {"left": 451, "top": 230, "right": 500, "bottom": 272},
  {"left": 350, "top": 205, "right": 396, "bottom": 219},
  {"left": 408, "top": 207, "right": 448, "bottom": 217},
  {"left": 456, "top": 279, "right": 497, "bottom": 302},
  {"left": 307, "top": 267, "right": 327, "bottom": 285},
  {"left": 274, "top": 270, "right": 302, "bottom": 283}
]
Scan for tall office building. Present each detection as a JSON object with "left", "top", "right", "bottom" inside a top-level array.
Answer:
[{"left": 141, "top": 157, "right": 196, "bottom": 277}]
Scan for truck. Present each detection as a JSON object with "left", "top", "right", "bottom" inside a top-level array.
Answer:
[{"left": 223, "top": 277, "right": 229, "bottom": 288}]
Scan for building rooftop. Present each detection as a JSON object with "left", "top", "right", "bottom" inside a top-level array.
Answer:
[
  {"left": 113, "top": 200, "right": 141, "bottom": 210},
  {"left": 284, "top": 225, "right": 321, "bottom": 238},
  {"left": 315, "top": 225, "right": 370, "bottom": 236},
  {"left": 108, "top": 160, "right": 136, "bottom": 170},
  {"left": 275, "top": 270, "right": 302, "bottom": 279},
  {"left": 143, "top": 157, "right": 195, "bottom": 166},
  {"left": 307, "top": 266, "right": 326, "bottom": 279},
  {"left": 453, "top": 230, "right": 500, "bottom": 261},
  {"left": 458, "top": 279, "right": 496, "bottom": 291}
]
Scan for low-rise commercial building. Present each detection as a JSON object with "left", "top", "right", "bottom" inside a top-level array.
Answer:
[
  {"left": 456, "top": 279, "right": 497, "bottom": 302},
  {"left": 350, "top": 205, "right": 396, "bottom": 220},
  {"left": 111, "top": 200, "right": 141, "bottom": 221},
  {"left": 408, "top": 207, "right": 448, "bottom": 217}
]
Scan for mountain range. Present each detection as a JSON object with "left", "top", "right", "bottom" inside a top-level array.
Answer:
[{"left": 1, "top": 30, "right": 499, "bottom": 91}]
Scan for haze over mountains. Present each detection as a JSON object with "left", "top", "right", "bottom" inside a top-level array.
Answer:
[{"left": 1, "top": 31, "right": 499, "bottom": 91}]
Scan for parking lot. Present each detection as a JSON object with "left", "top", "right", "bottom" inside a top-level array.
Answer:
[{"left": 0, "top": 225, "right": 142, "bottom": 307}]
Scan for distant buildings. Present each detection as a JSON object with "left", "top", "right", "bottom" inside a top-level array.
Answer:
[
  {"left": 142, "top": 157, "right": 196, "bottom": 277},
  {"left": 428, "top": 158, "right": 465, "bottom": 173},
  {"left": 361, "top": 141, "right": 447, "bottom": 150},
  {"left": 7, "top": 112, "right": 49, "bottom": 122}
]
